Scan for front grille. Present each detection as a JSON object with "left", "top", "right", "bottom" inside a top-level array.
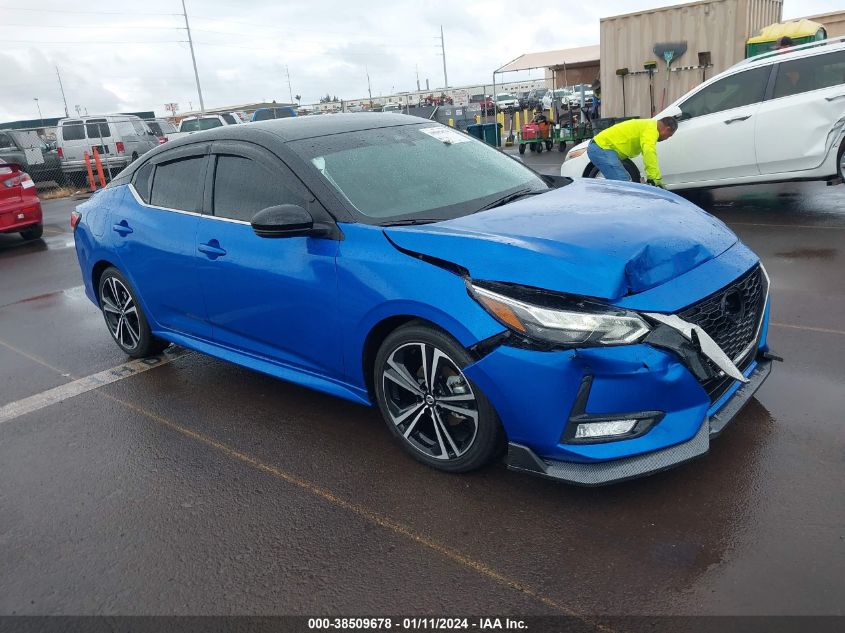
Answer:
[
  {"left": 700, "top": 354, "right": 755, "bottom": 403},
  {"left": 678, "top": 265, "right": 767, "bottom": 400}
]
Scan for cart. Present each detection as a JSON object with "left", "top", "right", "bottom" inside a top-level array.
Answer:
[
  {"left": 517, "top": 120, "right": 554, "bottom": 154},
  {"left": 552, "top": 107, "right": 594, "bottom": 152}
]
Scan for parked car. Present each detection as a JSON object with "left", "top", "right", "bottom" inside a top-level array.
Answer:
[
  {"left": 517, "top": 91, "right": 531, "bottom": 110},
  {"left": 0, "top": 159, "right": 43, "bottom": 241},
  {"left": 561, "top": 36, "right": 845, "bottom": 188},
  {"left": 0, "top": 130, "right": 62, "bottom": 185},
  {"left": 495, "top": 93, "right": 520, "bottom": 111},
  {"left": 251, "top": 107, "right": 297, "bottom": 121},
  {"left": 144, "top": 119, "right": 179, "bottom": 144},
  {"left": 178, "top": 114, "right": 240, "bottom": 133},
  {"left": 542, "top": 89, "right": 574, "bottom": 111},
  {"left": 72, "top": 114, "right": 773, "bottom": 485},
  {"left": 470, "top": 94, "right": 494, "bottom": 115},
  {"left": 382, "top": 103, "right": 403, "bottom": 113},
  {"left": 57, "top": 115, "right": 158, "bottom": 185},
  {"left": 526, "top": 88, "right": 549, "bottom": 110}
]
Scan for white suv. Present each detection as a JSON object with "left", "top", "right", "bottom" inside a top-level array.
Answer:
[{"left": 561, "top": 37, "right": 845, "bottom": 189}]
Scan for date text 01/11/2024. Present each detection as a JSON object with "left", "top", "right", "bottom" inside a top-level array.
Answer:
[{"left": 307, "top": 618, "right": 528, "bottom": 630}]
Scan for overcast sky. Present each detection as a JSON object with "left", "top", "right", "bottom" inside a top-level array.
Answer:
[{"left": 1, "top": 0, "right": 839, "bottom": 121}]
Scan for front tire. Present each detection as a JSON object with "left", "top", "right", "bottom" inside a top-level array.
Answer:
[
  {"left": 373, "top": 323, "right": 504, "bottom": 473},
  {"left": 98, "top": 267, "right": 169, "bottom": 358}
]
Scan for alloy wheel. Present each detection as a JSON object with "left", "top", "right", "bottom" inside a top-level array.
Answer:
[
  {"left": 101, "top": 276, "right": 141, "bottom": 351},
  {"left": 381, "top": 342, "right": 479, "bottom": 461}
]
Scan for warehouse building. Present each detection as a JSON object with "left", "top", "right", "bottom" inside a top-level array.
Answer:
[{"left": 599, "top": 0, "right": 784, "bottom": 118}]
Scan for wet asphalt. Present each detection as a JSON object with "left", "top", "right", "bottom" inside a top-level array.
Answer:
[{"left": 0, "top": 154, "right": 843, "bottom": 622}]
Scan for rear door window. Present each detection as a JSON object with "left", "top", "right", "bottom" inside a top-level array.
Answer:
[
  {"left": 680, "top": 65, "right": 771, "bottom": 118},
  {"left": 61, "top": 121, "right": 85, "bottom": 141},
  {"left": 150, "top": 156, "right": 206, "bottom": 212},
  {"left": 212, "top": 154, "right": 304, "bottom": 222},
  {"left": 86, "top": 120, "right": 112, "bottom": 139},
  {"left": 772, "top": 50, "right": 845, "bottom": 99}
]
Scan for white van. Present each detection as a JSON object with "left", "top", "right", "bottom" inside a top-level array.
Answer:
[{"left": 57, "top": 115, "right": 158, "bottom": 184}]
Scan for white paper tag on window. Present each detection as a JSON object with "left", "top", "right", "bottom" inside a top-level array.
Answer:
[
  {"left": 419, "top": 127, "right": 470, "bottom": 145},
  {"left": 21, "top": 179, "right": 35, "bottom": 189}
]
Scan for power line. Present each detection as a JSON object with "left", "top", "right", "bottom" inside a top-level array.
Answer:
[
  {"left": 0, "top": 22, "right": 182, "bottom": 29},
  {"left": 3, "top": 39, "right": 188, "bottom": 44}
]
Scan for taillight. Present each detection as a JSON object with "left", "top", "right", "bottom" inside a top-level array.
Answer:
[
  {"left": 158, "top": 137, "right": 167, "bottom": 144},
  {"left": 70, "top": 211, "right": 82, "bottom": 231},
  {"left": 116, "top": 142, "right": 125, "bottom": 154},
  {"left": 57, "top": 147, "right": 64, "bottom": 158}
]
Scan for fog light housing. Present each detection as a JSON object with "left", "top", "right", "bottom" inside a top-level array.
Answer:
[
  {"left": 574, "top": 420, "right": 638, "bottom": 439},
  {"left": 561, "top": 376, "right": 664, "bottom": 444}
]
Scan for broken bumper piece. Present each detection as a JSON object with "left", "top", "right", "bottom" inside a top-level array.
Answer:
[{"left": 504, "top": 358, "right": 772, "bottom": 486}]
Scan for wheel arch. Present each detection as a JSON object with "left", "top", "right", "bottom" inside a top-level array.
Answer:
[
  {"left": 584, "top": 159, "right": 641, "bottom": 181},
  {"left": 360, "top": 312, "right": 481, "bottom": 403},
  {"left": 91, "top": 259, "right": 118, "bottom": 304}
]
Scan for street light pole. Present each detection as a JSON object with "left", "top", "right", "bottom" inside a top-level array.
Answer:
[
  {"left": 34, "top": 98, "right": 44, "bottom": 129},
  {"left": 181, "top": 0, "right": 205, "bottom": 115},
  {"left": 440, "top": 25, "right": 448, "bottom": 88},
  {"left": 55, "top": 66, "right": 69, "bottom": 117}
]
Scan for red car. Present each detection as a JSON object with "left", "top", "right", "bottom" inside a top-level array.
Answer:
[{"left": 0, "top": 159, "right": 43, "bottom": 240}]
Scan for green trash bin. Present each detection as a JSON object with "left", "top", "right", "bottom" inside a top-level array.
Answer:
[
  {"left": 466, "top": 123, "right": 485, "bottom": 141},
  {"left": 467, "top": 123, "right": 502, "bottom": 147}
]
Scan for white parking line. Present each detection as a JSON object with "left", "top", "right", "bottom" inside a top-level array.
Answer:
[{"left": 0, "top": 347, "right": 189, "bottom": 426}]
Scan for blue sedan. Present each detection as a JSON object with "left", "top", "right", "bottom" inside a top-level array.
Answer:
[{"left": 72, "top": 114, "right": 774, "bottom": 485}]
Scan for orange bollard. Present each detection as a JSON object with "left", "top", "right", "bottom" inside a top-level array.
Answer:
[
  {"left": 92, "top": 147, "right": 107, "bottom": 188},
  {"left": 83, "top": 151, "right": 96, "bottom": 192}
]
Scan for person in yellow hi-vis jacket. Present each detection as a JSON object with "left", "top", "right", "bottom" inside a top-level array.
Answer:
[{"left": 586, "top": 117, "right": 678, "bottom": 187}]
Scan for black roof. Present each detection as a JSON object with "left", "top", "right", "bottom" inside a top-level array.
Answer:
[{"left": 131, "top": 113, "right": 434, "bottom": 169}]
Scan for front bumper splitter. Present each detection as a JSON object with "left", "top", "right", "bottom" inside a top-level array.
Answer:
[{"left": 504, "top": 358, "right": 772, "bottom": 486}]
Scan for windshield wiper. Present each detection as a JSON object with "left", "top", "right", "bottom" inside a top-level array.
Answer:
[
  {"left": 475, "top": 189, "right": 546, "bottom": 212},
  {"left": 378, "top": 218, "right": 441, "bottom": 227}
]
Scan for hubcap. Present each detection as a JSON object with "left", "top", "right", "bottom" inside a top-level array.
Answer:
[
  {"left": 101, "top": 277, "right": 141, "bottom": 350},
  {"left": 382, "top": 342, "right": 479, "bottom": 461}
]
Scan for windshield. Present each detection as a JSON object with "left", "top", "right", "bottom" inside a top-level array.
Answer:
[
  {"left": 290, "top": 123, "right": 549, "bottom": 224},
  {"left": 180, "top": 118, "right": 223, "bottom": 132}
]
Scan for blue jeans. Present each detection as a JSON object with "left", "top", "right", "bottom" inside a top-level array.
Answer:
[{"left": 586, "top": 140, "right": 631, "bottom": 181}]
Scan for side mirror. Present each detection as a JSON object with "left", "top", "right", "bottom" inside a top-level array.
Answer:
[
  {"left": 661, "top": 105, "right": 683, "bottom": 120},
  {"left": 251, "top": 204, "right": 325, "bottom": 239}
]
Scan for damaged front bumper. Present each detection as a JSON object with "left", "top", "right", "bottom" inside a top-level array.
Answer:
[{"left": 505, "top": 356, "right": 772, "bottom": 486}]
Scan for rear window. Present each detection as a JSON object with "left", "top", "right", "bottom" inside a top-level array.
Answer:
[
  {"left": 221, "top": 113, "right": 236, "bottom": 124},
  {"left": 61, "top": 121, "right": 85, "bottom": 141},
  {"left": 180, "top": 118, "right": 224, "bottom": 132},
  {"left": 147, "top": 122, "right": 163, "bottom": 136},
  {"left": 86, "top": 120, "right": 111, "bottom": 139},
  {"left": 253, "top": 108, "right": 295, "bottom": 121}
]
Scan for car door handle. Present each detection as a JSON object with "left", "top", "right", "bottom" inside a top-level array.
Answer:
[
  {"left": 198, "top": 240, "right": 227, "bottom": 258},
  {"left": 825, "top": 94, "right": 845, "bottom": 102},
  {"left": 112, "top": 221, "right": 133, "bottom": 236},
  {"left": 723, "top": 115, "right": 751, "bottom": 124}
]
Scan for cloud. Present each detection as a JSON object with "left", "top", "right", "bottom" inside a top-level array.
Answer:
[{"left": 0, "top": 0, "right": 831, "bottom": 121}]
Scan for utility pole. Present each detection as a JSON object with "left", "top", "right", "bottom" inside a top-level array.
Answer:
[
  {"left": 366, "top": 66, "right": 372, "bottom": 107},
  {"left": 439, "top": 25, "right": 448, "bottom": 88},
  {"left": 55, "top": 66, "right": 69, "bottom": 117},
  {"left": 285, "top": 65, "right": 294, "bottom": 104},
  {"left": 181, "top": 0, "right": 205, "bottom": 115},
  {"left": 416, "top": 64, "right": 420, "bottom": 91},
  {"left": 34, "top": 98, "right": 44, "bottom": 129}
]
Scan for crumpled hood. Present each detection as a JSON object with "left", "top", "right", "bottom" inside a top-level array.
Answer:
[{"left": 384, "top": 179, "right": 737, "bottom": 300}]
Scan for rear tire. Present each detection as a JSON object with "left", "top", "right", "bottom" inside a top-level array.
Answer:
[
  {"left": 98, "top": 267, "right": 169, "bottom": 358},
  {"left": 518, "top": 144, "right": 526, "bottom": 155},
  {"left": 373, "top": 323, "right": 504, "bottom": 473},
  {"left": 545, "top": 141, "right": 552, "bottom": 151},
  {"left": 558, "top": 141, "right": 566, "bottom": 152},
  {"left": 20, "top": 223, "right": 43, "bottom": 241}
]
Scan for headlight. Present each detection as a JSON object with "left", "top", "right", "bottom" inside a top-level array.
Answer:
[
  {"left": 566, "top": 147, "right": 587, "bottom": 160},
  {"left": 469, "top": 283, "right": 649, "bottom": 347}
]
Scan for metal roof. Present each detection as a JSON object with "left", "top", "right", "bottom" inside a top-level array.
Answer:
[{"left": 495, "top": 45, "right": 600, "bottom": 74}]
